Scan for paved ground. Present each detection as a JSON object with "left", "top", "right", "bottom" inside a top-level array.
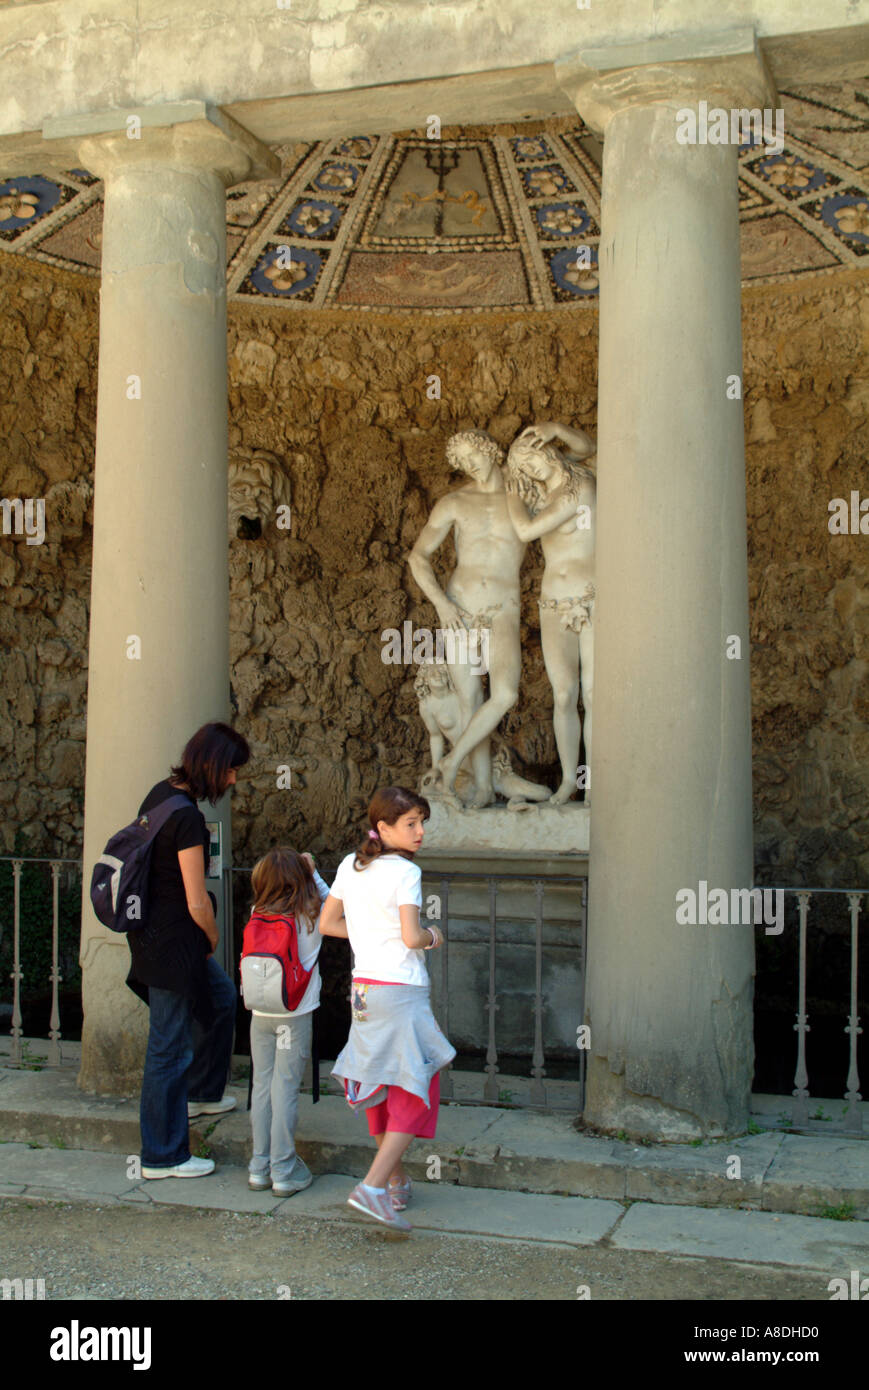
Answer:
[
  {"left": 2, "top": 1145, "right": 868, "bottom": 1301},
  {"left": 3, "top": 1059, "right": 868, "bottom": 1218},
  {"left": 2, "top": 1046, "right": 868, "bottom": 1313},
  {"left": 0, "top": 1193, "right": 844, "bottom": 1302}
]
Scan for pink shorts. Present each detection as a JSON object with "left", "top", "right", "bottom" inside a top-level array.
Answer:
[{"left": 365, "top": 1072, "right": 441, "bottom": 1139}]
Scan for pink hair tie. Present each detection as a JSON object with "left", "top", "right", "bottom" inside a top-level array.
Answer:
[{"left": 368, "top": 829, "right": 379, "bottom": 841}]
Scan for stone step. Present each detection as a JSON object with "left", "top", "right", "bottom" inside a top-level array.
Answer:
[
  {"left": 2, "top": 1062, "right": 868, "bottom": 1220},
  {"left": 0, "top": 1144, "right": 623, "bottom": 1248},
  {"left": 4, "top": 1143, "right": 869, "bottom": 1279}
]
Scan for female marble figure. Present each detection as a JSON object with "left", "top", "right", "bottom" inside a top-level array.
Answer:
[{"left": 504, "top": 423, "right": 596, "bottom": 806}]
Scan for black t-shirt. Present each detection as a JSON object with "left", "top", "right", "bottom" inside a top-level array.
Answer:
[{"left": 126, "top": 780, "right": 213, "bottom": 1017}]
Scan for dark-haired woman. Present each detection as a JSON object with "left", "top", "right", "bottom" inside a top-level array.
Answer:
[
  {"left": 128, "top": 722, "right": 251, "bottom": 1180},
  {"left": 319, "top": 785, "right": 456, "bottom": 1233}
]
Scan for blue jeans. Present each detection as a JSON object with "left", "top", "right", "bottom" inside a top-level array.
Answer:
[{"left": 139, "top": 958, "right": 237, "bottom": 1168}]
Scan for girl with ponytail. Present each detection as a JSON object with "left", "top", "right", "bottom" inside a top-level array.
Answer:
[{"left": 318, "top": 785, "right": 455, "bottom": 1234}]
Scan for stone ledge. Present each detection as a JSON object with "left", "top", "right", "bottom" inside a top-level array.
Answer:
[
  {"left": 2, "top": 1064, "right": 867, "bottom": 1218},
  {"left": 421, "top": 800, "right": 589, "bottom": 854},
  {"left": 3, "top": 1147, "right": 869, "bottom": 1274}
]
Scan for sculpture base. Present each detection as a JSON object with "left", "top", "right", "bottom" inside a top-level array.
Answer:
[{"left": 421, "top": 797, "right": 589, "bottom": 855}]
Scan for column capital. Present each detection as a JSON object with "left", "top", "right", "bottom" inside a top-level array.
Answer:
[
  {"left": 42, "top": 101, "right": 280, "bottom": 187},
  {"left": 556, "top": 27, "right": 777, "bottom": 137}
]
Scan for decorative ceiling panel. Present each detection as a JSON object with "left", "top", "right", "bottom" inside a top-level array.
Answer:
[{"left": 1, "top": 84, "right": 866, "bottom": 312}]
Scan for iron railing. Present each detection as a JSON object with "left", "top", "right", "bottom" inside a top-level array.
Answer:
[
  {"left": 0, "top": 856, "right": 81, "bottom": 1066},
  {"left": 227, "top": 864, "right": 588, "bottom": 1112},
  {"left": 758, "top": 888, "right": 864, "bottom": 1134},
  {"left": 2, "top": 855, "right": 864, "bottom": 1130}
]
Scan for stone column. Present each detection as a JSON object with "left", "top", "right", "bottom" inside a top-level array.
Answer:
[
  {"left": 557, "top": 34, "right": 775, "bottom": 1137},
  {"left": 44, "top": 107, "right": 277, "bottom": 1093}
]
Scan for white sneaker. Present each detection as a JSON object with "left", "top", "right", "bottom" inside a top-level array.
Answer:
[
  {"left": 142, "top": 1156, "right": 215, "bottom": 1180},
  {"left": 187, "top": 1095, "right": 237, "bottom": 1119}
]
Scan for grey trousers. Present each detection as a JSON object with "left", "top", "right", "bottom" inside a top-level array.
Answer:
[{"left": 248, "top": 1011, "right": 313, "bottom": 1186}]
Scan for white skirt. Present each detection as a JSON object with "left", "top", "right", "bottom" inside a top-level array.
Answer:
[{"left": 331, "top": 980, "right": 456, "bottom": 1106}]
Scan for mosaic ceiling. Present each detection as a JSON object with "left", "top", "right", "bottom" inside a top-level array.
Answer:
[{"left": 1, "top": 84, "right": 866, "bottom": 312}]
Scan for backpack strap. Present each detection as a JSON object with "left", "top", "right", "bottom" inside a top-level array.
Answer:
[{"left": 139, "top": 792, "right": 198, "bottom": 839}]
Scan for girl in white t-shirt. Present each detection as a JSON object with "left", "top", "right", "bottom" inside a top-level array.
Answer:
[{"left": 319, "top": 785, "right": 455, "bottom": 1234}]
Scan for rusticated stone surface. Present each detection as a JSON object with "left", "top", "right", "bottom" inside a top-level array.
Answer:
[
  {"left": 0, "top": 263, "right": 97, "bottom": 857},
  {"left": 0, "top": 253, "right": 866, "bottom": 886},
  {"left": 743, "top": 272, "right": 869, "bottom": 886}
]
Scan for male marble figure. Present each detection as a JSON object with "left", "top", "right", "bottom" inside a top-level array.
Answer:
[
  {"left": 408, "top": 430, "right": 534, "bottom": 809},
  {"left": 505, "top": 422, "right": 596, "bottom": 806}
]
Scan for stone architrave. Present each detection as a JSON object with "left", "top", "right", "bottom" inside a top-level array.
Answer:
[
  {"left": 504, "top": 422, "right": 596, "bottom": 806},
  {"left": 45, "top": 107, "right": 278, "bottom": 1094},
  {"left": 556, "top": 32, "right": 772, "bottom": 1137}
]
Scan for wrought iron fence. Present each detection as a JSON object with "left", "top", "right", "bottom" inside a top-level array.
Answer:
[
  {"left": 754, "top": 888, "right": 865, "bottom": 1134},
  {"left": 0, "top": 856, "right": 82, "bottom": 1065},
  {"left": 226, "top": 864, "right": 588, "bottom": 1111},
  {"left": 2, "top": 854, "right": 864, "bottom": 1131}
]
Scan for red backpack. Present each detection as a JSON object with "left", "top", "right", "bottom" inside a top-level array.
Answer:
[{"left": 240, "top": 913, "right": 313, "bottom": 1013}]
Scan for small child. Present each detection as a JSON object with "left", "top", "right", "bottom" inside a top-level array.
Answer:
[
  {"left": 318, "top": 786, "right": 455, "bottom": 1234},
  {"left": 242, "top": 847, "right": 329, "bottom": 1196}
]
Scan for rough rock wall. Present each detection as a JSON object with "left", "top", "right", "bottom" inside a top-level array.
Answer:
[
  {"left": 743, "top": 272, "right": 869, "bottom": 885},
  {"left": 0, "top": 255, "right": 866, "bottom": 885},
  {"left": 0, "top": 264, "right": 97, "bottom": 856},
  {"left": 223, "top": 301, "right": 598, "bottom": 864}
]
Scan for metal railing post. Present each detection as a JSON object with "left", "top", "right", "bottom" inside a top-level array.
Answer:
[
  {"left": 439, "top": 874, "right": 453, "bottom": 1100},
  {"left": 47, "top": 861, "right": 62, "bottom": 1066},
  {"left": 844, "top": 892, "right": 863, "bottom": 1134},
  {"left": 530, "top": 879, "right": 546, "bottom": 1107},
  {"left": 792, "top": 890, "right": 812, "bottom": 1126},
  {"left": 10, "top": 858, "right": 23, "bottom": 1065},
  {"left": 483, "top": 877, "right": 499, "bottom": 1102},
  {"left": 579, "top": 876, "right": 588, "bottom": 1113}
]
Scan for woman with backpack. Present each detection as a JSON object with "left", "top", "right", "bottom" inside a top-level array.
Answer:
[
  {"left": 240, "top": 847, "right": 331, "bottom": 1196},
  {"left": 128, "top": 722, "right": 251, "bottom": 1180},
  {"left": 317, "top": 785, "right": 456, "bottom": 1235}
]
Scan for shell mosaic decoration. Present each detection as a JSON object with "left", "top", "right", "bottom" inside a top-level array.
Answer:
[{"left": 1, "top": 83, "right": 866, "bottom": 310}]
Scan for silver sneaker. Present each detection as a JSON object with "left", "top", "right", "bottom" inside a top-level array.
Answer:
[
  {"left": 347, "top": 1182, "right": 411, "bottom": 1233},
  {"left": 272, "top": 1173, "right": 314, "bottom": 1198}
]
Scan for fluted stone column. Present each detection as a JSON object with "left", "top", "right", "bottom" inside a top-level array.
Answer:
[
  {"left": 45, "top": 107, "right": 278, "bottom": 1093},
  {"left": 557, "top": 35, "right": 775, "bottom": 1137}
]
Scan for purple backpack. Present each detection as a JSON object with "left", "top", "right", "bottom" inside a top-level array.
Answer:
[{"left": 90, "top": 794, "right": 193, "bottom": 932}]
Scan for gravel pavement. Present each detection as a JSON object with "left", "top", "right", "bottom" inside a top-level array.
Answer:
[{"left": 0, "top": 1196, "right": 835, "bottom": 1302}]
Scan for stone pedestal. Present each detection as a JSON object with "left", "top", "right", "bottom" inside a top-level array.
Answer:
[
  {"left": 557, "top": 35, "right": 773, "bottom": 1138},
  {"left": 422, "top": 800, "right": 589, "bottom": 855},
  {"left": 47, "top": 107, "right": 277, "bottom": 1094}
]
